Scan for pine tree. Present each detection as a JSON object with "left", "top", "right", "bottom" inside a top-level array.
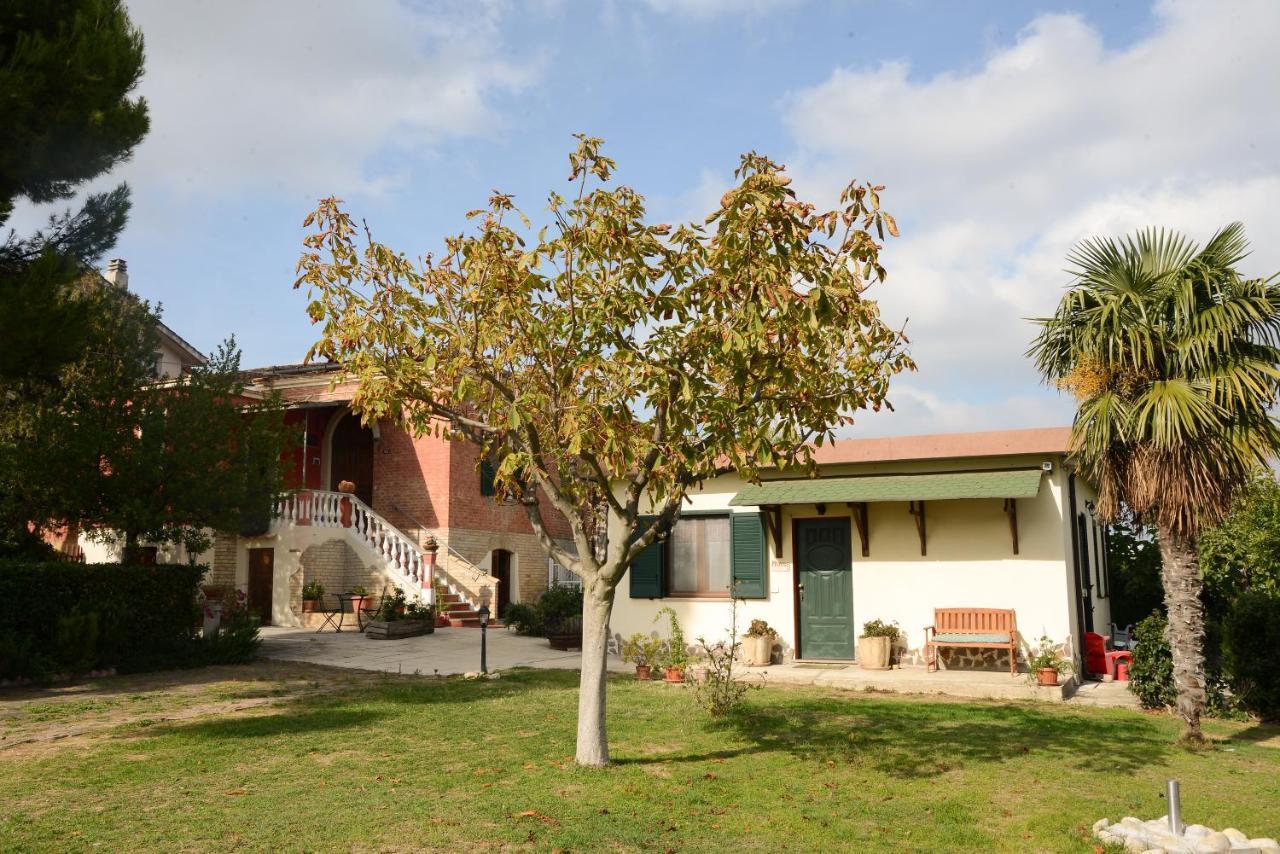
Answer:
[{"left": 0, "top": 0, "right": 150, "bottom": 382}]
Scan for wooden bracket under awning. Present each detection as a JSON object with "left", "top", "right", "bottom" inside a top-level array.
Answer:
[
  {"left": 761, "top": 505, "right": 783, "bottom": 555},
  {"left": 907, "top": 500, "right": 927, "bottom": 556},
  {"left": 848, "top": 501, "right": 870, "bottom": 557},
  {"left": 1003, "top": 498, "right": 1020, "bottom": 555}
]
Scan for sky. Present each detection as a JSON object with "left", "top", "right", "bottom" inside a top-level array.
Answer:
[{"left": 14, "top": 0, "right": 1280, "bottom": 438}]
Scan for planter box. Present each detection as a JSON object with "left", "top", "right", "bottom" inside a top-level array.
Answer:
[
  {"left": 741, "top": 635, "right": 773, "bottom": 666},
  {"left": 857, "top": 635, "right": 892, "bottom": 670},
  {"left": 548, "top": 633, "right": 582, "bottom": 651},
  {"left": 365, "top": 619, "right": 434, "bottom": 640}
]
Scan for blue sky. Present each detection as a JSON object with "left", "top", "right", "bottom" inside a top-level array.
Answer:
[{"left": 16, "top": 0, "right": 1280, "bottom": 436}]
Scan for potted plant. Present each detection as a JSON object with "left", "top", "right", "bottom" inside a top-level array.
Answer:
[
  {"left": 620, "top": 633, "right": 663, "bottom": 681},
  {"left": 655, "top": 607, "right": 689, "bottom": 683},
  {"left": 742, "top": 619, "right": 777, "bottom": 667},
  {"left": 337, "top": 480, "right": 357, "bottom": 495},
  {"left": 1027, "top": 635, "right": 1072, "bottom": 687},
  {"left": 348, "top": 584, "right": 372, "bottom": 615},
  {"left": 858, "top": 619, "right": 899, "bottom": 671},
  {"left": 301, "top": 580, "right": 325, "bottom": 613},
  {"left": 201, "top": 583, "right": 229, "bottom": 602}
]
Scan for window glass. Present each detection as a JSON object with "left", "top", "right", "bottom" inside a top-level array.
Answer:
[{"left": 668, "top": 516, "right": 730, "bottom": 596}]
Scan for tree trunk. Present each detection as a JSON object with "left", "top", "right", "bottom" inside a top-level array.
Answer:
[
  {"left": 575, "top": 579, "right": 616, "bottom": 767},
  {"left": 1157, "top": 533, "right": 1206, "bottom": 743}
]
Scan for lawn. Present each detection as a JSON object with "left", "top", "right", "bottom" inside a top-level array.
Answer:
[{"left": 1, "top": 662, "right": 1277, "bottom": 853}]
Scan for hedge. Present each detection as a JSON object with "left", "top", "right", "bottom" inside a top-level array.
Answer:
[{"left": 0, "top": 561, "right": 205, "bottom": 681}]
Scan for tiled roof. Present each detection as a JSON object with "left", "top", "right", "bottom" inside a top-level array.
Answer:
[{"left": 807, "top": 427, "right": 1072, "bottom": 466}]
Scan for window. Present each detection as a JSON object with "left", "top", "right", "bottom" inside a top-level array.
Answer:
[
  {"left": 667, "top": 515, "right": 731, "bottom": 597},
  {"left": 479, "top": 459, "right": 497, "bottom": 497}
]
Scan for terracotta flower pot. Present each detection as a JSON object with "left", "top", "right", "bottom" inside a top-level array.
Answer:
[
  {"left": 634, "top": 665, "right": 652, "bottom": 681},
  {"left": 1036, "top": 667, "right": 1060, "bottom": 687},
  {"left": 664, "top": 666, "right": 685, "bottom": 684},
  {"left": 301, "top": 599, "right": 320, "bottom": 613}
]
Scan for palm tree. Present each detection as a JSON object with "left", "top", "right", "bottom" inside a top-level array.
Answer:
[{"left": 1030, "top": 223, "right": 1280, "bottom": 742}]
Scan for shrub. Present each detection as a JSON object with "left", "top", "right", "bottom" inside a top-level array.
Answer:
[
  {"left": 1128, "top": 611, "right": 1176, "bottom": 710},
  {"left": 505, "top": 583, "right": 583, "bottom": 637},
  {"left": 1221, "top": 592, "right": 1280, "bottom": 721},
  {"left": 200, "top": 590, "right": 261, "bottom": 665},
  {"left": 504, "top": 602, "right": 542, "bottom": 636},
  {"left": 539, "top": 583, "right": 583, "bottom": 630},
  {"left": 0, "top": 560, "right": 204, "bottom": 680}
]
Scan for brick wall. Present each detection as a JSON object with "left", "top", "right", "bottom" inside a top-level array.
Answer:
[
  {"left": 446, "top": 527, "right": 555, "bottom": 605},
  {"left": 447, "top": 440, "right": 572, "bottom": 539},
  {"left": 297, "top": 538, "right": 386, "bottom": 603},
  {"left": 211, "top": 532, "right": 237, "bottom": 587},
  {"left": 372, "top": 420, "right": 451, "bottom": 533}
]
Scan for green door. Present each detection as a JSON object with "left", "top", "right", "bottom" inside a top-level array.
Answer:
[{"left": 796, "top": 518, "right": 854, "bottom": 660}]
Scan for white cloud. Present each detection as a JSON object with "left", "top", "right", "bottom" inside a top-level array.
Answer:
[
  {"left": 783, "top": 0, "right": 1280, "bottom": 437},
  {"left": 119, "top": 0, "right": 540, "bottom": 200}
]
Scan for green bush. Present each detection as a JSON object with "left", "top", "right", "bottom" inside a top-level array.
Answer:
[
  {"left": 504, "top": 601, "right": 542, "bottom": 636},
  {"left": 1128, "top": 611, "right": 1176, "bottom": 710},
  {"left": 504, "top": 583, "right": 582, "bottom": 637},
  {"left": 1221, "top": 592, "right": 1280, "bottom": 721},
  {"left": 0, "top": 561, "right": 204, "bottom": 680}
]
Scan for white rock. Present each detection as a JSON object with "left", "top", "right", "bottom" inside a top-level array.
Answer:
[
  {"left": 1094, "top": 818, "right": 1112, "bottom": 832},
  {"left": 1186, "top": 826, "right": 1213, "bottom": 839},
  {"left": 1223, "top": 829, "right": 1248, "bottom": 845},
  {"left": 1249, "top": 840, "right": 1280, "bottom": 853},
  {"left": 1123, "top": 817, "right": 1147, "bottom": 830},
  {"left": 1125, "top": 837, "right": 1150, "bottom": 853},
  {"left": 1195, "top": 832, "right": 1232, "bottom": 853}
]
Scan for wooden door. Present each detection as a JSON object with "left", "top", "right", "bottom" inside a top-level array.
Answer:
[
  {"left": 491, "top": 549, "right": 512, "bottom": 619},
  {"left": 330, "top": 412, "right": 375, "bottom": 506},
  {"left": 795, "top": 518, "right": 854, "bottom": 660},
  {"left": 248, "top": 548, "right": 274, "bottom": 626}
]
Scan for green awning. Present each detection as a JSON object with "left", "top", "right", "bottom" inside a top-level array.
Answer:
[{"left": 728, "top": 468, "right": 1043, "bottom": 506}]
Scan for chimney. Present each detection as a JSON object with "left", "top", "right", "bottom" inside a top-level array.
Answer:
[{"left": 104, "top": 258, "right": 128, "bottom": 290}]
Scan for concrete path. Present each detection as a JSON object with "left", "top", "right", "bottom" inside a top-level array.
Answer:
[
  {"left": 259, "top": 625, "right": 630, "bottom": 677},
  {"left": 259, "top": 626, "right": 1140, "bottom": 709}
]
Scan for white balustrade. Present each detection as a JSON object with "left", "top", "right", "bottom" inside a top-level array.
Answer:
[{"left": 271, "top": 490, "right": 433, "bottom": 606}]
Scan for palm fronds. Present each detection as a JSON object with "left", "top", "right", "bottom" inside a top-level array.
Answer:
[{"left": 1029, "top": 223, "right": 1280, "bottom": 538}]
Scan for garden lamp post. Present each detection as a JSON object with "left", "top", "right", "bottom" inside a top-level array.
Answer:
[{"left": 477, "top": 605, "right": 490, "bottom": 675}]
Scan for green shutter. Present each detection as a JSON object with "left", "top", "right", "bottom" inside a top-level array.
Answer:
[
  {"left": 731, "top": 512, "right": 767, "bottom": 599},
  {"left": 479, "top": 459, "right": 496, "bottom": 497},
  {"left": 629, "top": 515, "right": 665, "bottom": 599}
]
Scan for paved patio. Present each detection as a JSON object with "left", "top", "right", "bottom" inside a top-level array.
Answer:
[
  {"left": 738, "top": 661, "right": 1138, "bottom": 707},
  {"left": 259, "top": 625, "right": 631, "bottom": 677},
  {"left": 259, "top": 626, "right": 1139, "bottom": 707}
]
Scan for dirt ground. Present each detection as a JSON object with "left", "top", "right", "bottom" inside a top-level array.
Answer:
[{"left": 0, "top": 660, "right": 411, "bottom": 759}]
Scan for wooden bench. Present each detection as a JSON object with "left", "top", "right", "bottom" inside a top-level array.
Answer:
[{"left": 925, "top": 608, "right": 1018, "bottom": 676}]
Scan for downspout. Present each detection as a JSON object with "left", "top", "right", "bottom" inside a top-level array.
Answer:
[{"left": 1066, "top": 470, "right": 1088, "bottom": 663}]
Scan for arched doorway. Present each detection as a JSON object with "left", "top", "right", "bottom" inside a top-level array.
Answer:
[
  {"left": 491, "top": 549, "right": 513, "bottom": 619},
  {"left": 329, "top": 411, "right": 374, "bottom": 506}
]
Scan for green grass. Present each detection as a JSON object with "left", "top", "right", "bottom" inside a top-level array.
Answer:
[{"left": 1, "top": 663, "right": 1277, "bottom": 852}]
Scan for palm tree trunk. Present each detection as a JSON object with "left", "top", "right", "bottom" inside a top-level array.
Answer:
[{"left": 1157, "top": 533, "right": 1206, "bottom": 743}]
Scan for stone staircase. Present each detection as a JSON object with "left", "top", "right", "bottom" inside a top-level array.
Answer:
[
  {"left": 272, "top": 489, "right": 495, "bottom": 625},
  {"left": 436, "top": 589, "right": 484, "bottom": 627}
]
